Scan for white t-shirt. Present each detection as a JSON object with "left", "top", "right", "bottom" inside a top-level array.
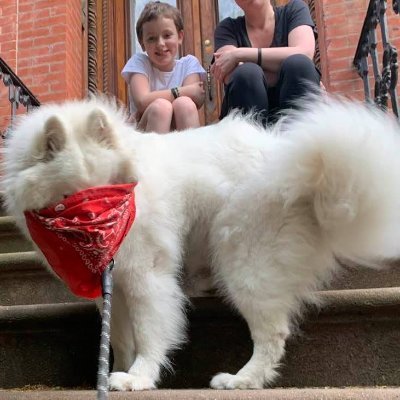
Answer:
[{"left": 121, "top": 53, "right": 206, "bottom": 114}]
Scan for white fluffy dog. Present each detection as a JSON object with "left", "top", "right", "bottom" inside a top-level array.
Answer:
[{"left": 2, "top": 95, "right": 400, "bottom": 390}]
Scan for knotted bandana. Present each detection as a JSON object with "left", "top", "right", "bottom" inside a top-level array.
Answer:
[{"left": 24, "top": 183, "right": 137, "bottom": 299}]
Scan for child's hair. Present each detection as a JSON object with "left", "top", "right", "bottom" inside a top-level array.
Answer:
[{"left": 136, "top": 1, "right": 184, "bottom": 46}]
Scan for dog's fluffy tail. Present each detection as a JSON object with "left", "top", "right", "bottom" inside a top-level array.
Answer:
[{"left": 271, "top": 95, "right": 400, "bottom": 263}]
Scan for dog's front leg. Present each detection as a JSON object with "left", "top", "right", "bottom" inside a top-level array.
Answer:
[
  {"left": 108, "top": 247, "right": 187, "bottom": 391},
  {"left": 109, "top": 286, "right": 135, "bottom": 372}
]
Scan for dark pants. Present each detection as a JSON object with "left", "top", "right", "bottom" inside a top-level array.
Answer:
[{"left": 220, "top": 54, "right": 321, "bottom": 124}]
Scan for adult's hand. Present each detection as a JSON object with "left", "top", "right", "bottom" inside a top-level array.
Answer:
[{"left": 211, "top": 50, "right": 238, "bottom": 83}]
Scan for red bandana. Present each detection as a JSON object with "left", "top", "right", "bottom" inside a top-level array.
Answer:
[{"left": 24, "top": 183, "right": 137, "bottom": 299}]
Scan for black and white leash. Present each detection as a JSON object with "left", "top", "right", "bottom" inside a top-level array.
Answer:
[{"left": 97, "top": 259, "right": 115, "bottom": 400}]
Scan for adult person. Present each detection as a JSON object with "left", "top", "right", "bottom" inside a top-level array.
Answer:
[{"left": 211, "top": 0, "right": 321, "bottom": 123}]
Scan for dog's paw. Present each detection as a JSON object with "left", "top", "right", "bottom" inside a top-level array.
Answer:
[
  {"left": 210, "top": 372, "right": 263, "bottom": 390},
  {"left": 109, "top": 372, "right": 156, "bottom": 391}
]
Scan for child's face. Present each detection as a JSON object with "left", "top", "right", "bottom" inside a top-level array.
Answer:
[{"left": 141, "top": 16, "right": 183, "bottom": 72}]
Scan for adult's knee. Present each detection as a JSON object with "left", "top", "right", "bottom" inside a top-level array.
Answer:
[
  {"left": 229, "top": 63, "right": 265, "bottom": 89},
  {"left": 222, "top": 62, "right": 269, "bottom": 121},
  {"left": 280, "top": 54, "right": 319, "bottom": 83}
]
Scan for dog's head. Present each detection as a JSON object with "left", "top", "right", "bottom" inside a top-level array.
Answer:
[{"left": 1, "top": 99, "right": 136, "bottom": 218}]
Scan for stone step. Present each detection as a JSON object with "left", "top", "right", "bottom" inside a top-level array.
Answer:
[
  {"left": 1, "top": 288, "right": 400, "bottom": 390},
  {"left": 0, "top": 216, "right": 32, "bottom": 253},
  {"left": 0, "top": 214, "right": 399, "bottom": 304},
  {"left": 330, "top": 260, "right": 400, "bottom": 290},
  {"left": 0, "top": 251, "right": 82, "bottom": 305},
  {"left": 0, "top": 201, "right": 10, "bottom": 217},
  {"left": 1, "top": 388, "right": 400, "bottom": 400},
  {"left": 1, "top": 247, "right": 400, "bottom": 306},
  {"left": 0, "top": 302, "right": 99, "bottom": 389}
]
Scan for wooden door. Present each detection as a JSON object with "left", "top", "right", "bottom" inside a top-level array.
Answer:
[{"left": 179, "top": 0, "right": 221, "bottom": 125}]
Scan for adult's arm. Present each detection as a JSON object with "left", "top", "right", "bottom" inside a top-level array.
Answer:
[{"left": 212, "top": 25, "right": 315, "bottom": 83}]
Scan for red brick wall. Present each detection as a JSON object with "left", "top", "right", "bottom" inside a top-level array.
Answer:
[
  {"left": 315, "top": 0, "right": 400, "bottom": 102},
  {"left": 0, "top": 1, "right": 18, "bottom": 133},
  {"left": 0, "top": 0, "right": 83, "bottom": 134},
  {"left": 0, "top": 1, "right": 18, "bottom": 68},
  {"left": 16, "top": 0, "right": 84, "bottom": 102},
  {"left": 66, "top": 1, "right": 85, "bottom": 101},
  {"left": 0, "top": 1, "right": 83, "bottom": 104}
]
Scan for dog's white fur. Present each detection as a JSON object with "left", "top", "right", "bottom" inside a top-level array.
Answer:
[{"left": 2, "top": 95, "right": 400, "bottom": 390}]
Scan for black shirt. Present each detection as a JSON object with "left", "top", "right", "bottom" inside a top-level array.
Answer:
[{"left": 214, "top": 0, "right": 316, "bottom": 51}]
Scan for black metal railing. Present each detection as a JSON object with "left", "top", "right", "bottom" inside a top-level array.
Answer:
[
  {"left": 0, "top": 57, "right": 40, "bottom": 138},
  {"left": 354, "top": 0, "right": 399, "bottom": 119}
]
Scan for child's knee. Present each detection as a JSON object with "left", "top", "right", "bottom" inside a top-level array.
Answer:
[
  {"left": 172, "top": 96, "right": 197, "bottom": 115},
  {"left": 148, "top": 98, "right": 173, "bottom": 119}
]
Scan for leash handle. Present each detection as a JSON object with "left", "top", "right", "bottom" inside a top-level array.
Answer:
[{"left": 97, "top": 260, "right": 115, "bottom": 400}]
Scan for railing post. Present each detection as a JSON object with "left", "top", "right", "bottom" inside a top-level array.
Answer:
[
  {"left": 0, "top": 57, "right": 40, "bottom": 138},
  {"left": 353, "top": 0, "right": 399, "bottom": 119}
]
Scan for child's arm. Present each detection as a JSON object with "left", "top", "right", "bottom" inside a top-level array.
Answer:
[
  {"left": 180, "top": 73, "right": 205, "bottom": 109},
  {"left": 129, "top": 73, "right": 177, "bottom": 115},
  {"left": 129, "top": 72, "right": 205, "bottom": 114}
]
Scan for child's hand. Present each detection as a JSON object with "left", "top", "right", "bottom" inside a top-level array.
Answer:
[{"left": 183, "top": 81, "right": 205, "bottom": 106}]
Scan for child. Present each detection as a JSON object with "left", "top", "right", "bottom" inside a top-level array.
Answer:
[{"left": 122, "top": 1, "right": 206, "bottom": 133}]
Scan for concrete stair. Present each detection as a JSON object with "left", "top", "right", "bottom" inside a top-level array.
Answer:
[
  {"left": 0, "top": 216, "right": 33, "bottom": 253},
  {"left": 1, "top": 388, "right": 400, "bottom": 400},
  {"left": 1, "top": 217, "right": 400, "bottom": 304},
  {"left": 0, "top": 251, "right": 83, "bottom": 305},
  {"left": 1, "top": 214, "right": 400, "bottom": 398}
]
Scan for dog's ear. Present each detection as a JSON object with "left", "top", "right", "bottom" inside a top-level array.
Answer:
[
  {"left": 33, "top": 116, "right": 66, "bottom": 161},
  {"left": 86, "top": 108, "right": 117, "bottom": 148}
]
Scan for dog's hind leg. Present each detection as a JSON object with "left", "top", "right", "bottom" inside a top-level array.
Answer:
[{"left": 209, "top": 279, "right": 290, "bottom": 389}]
